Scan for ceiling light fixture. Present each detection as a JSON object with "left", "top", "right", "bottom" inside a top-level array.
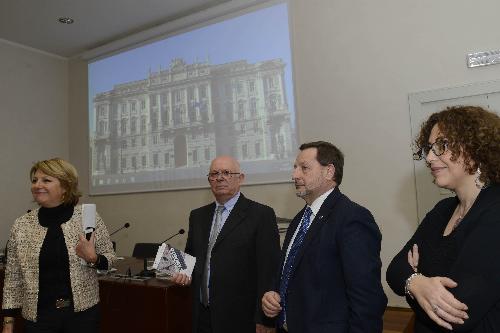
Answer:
[{"left": 58, "top": 17, "right": 74, "bottom": 24}]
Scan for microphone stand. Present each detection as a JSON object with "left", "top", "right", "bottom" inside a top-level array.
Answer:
[
  {"left": 110, "top": 223, "right": 130, "bottom": 236},
  {"left": 110, "top": 223, "right": 130, "bottom": 252},
  {"left": 160, "top": 229, "right": 185, "bottom": 244}
]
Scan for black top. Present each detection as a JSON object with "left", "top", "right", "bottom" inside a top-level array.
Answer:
[
  {"left": 387, "top": 184, "right": 500, "bottom": 333},
  {"left": 37, "top": 204, "right": 74, "bottom": 314}
]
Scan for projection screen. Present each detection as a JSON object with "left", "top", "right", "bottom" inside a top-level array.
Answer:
[{"left": 88, "top": 1, "right": 297, "bottom": 194}]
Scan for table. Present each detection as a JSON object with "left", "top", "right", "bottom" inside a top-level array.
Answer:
[
  {"left": 1, "top": 259, "right": 192, "bottom": 333},
  {"left": 383, "top": 307, "right": 415, "bottom": 333},
  {"left": 99, "top": 256, "right": 191, "bottom": 333}
]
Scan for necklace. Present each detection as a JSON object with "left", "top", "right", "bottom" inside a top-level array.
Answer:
[
  {"left": 451, "top": 187, "right": 481, "bottom": 231},
  {"left": 452, "top": 203, "right": 470, "bottom": 231},
  {"left": 452, "top": 215, "right": 463, "bottom": 230}
]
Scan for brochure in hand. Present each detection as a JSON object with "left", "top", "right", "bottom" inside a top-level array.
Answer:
[
  {"left": 81, "top": 204, "right": 96, "bottom": 266},
  {"left": 152, "top": 243, "right": 196, "bottom": 278}
]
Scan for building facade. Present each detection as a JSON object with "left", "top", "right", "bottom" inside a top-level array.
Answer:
[{"left": 92, "top": 58, "right": 294, "bottom": 177}]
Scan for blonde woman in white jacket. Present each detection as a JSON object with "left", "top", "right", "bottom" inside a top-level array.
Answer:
[{"left": 2, "top": 158, "right": 116, "bottom": 333}]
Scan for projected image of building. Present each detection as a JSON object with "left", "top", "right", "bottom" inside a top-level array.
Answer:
[{"left": 91, "top": 58, "right": 295, "bottom": 182}]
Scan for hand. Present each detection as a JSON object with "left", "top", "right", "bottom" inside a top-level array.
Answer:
[
  {"left": 409, "top": 274, "right": 468, "bottom": 330},
  {"left": 169, "top": 272, "right": 191, "bottom": 286},
  {"left": 2, "top": 324, "right": 14, "bottom": 333},
  {"left": 75, "top": 234, "right": 98, "bottom": 263},
  {"left": 407, "top": 243, "right": 419, "bottom": 272},
  {"left": 262, "top": 291, "right": 281, "bottom": 318},
  {"left": 256, "top": 323, "right": 275, "bottom": 333}
]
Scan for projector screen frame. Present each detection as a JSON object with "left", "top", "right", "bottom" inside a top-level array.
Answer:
[{"left": 86, "top": 0, "right": 300, "bottom": 195}]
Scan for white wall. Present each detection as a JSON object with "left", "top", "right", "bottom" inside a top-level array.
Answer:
[
  {"left": 288, "top": 0, "right": 500, "bottom": 305},
  {"left": 0, "top": 40, "right": 69, "bottom": 248},
  {"left": 67, "top": 0, "right": 500, "bottom": 306}
]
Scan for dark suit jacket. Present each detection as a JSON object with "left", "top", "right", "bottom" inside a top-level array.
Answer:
[
  {"left": 278, "top": 187, "right": 387, "bottom": 333},
  {"left": 185, "top": 193, "right": 280, "bottom": 333}
]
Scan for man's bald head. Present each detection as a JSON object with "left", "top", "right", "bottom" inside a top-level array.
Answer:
[
  {"left": 209, "top": 156, "right": 241, "bottom": 173},
  {"left": 208, "top": 156, "right": 244, "bottom": 204}
]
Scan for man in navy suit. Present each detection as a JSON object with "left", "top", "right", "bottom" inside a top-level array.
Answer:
[
  {"left": 262, "top": 141, "right": 387, "bottom": 333},
  {"left": 171, "top": 156, "right": 280, "bottom": 333}
]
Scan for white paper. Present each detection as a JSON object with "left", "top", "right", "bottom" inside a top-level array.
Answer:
[
  {"left": 81, "top": 204, "right": 96, "bottom": 266},
  {"left": 153, "top": 243, "right": 196, "bottom": 278},
  {"left": 82, "top": 204, "right": 96, "bottom": 232}
]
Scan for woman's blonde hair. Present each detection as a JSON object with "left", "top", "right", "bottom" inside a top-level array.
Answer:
[{"left": 30, "top": 158, "right": 82, "bottom": 206}]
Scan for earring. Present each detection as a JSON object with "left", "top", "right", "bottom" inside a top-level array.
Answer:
[{"left": 475, "top": 168, "right": 485, "bottom": 189}]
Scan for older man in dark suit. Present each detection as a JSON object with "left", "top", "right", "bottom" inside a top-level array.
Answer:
[
  {"left": 172, "top": 156, "right": 280, "bottom": 333},
  {"left": 262, "top": 141, "right": 387, "bottom": 333}
]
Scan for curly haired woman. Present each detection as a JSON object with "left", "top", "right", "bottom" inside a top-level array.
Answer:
[{"left": 387, "top": 106, "right": 500, "bottom": 332}]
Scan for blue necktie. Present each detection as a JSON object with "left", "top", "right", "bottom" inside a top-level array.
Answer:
[{"left": 278, "top": 206, "right": 313, "bottom": 328}]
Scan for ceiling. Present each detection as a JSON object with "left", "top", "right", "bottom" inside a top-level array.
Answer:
[{"left": 0, "top": 0, "right": 231, "bottom": 58}]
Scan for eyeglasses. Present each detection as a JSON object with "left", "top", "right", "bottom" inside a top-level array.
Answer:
[
  {"left": 414, "top": 138, "right": 448, "bottom": 160},
  {"left": 207, "top": 170, "right": 241, "bottom": 180}
]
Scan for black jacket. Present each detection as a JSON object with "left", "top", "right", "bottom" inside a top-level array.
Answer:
[
  {"left": 185, "top": 194, "right": 280, "bottom": 333},
  {"left": 387, "top": 184, "right": 500, "bottom": 332},
  {"left": 277, "top": 187, "right": 387, "bottom": 333}
]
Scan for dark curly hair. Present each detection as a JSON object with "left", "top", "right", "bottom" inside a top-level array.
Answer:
[{"left": 415, "top": 105, "right": 500, "bottom": 184}]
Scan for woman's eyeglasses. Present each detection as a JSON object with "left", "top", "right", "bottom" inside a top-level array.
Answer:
[{"left": 413, "top": 138, "right": 448, "bottom": 160}]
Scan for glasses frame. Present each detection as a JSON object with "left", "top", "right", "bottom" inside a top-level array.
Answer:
[
  {"left": 414, "top": 138, "right": 449, "bottom": 160},
  {"left": 207, "top": 170, "right": 241, "bottom": 181}
]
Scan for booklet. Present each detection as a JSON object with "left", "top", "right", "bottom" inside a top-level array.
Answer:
[
  {"left": 81, "top": 204, "right": 96, "bottom": 266},
  {"left": 152, "top": 243, "right": 196, "bottom": 278},
  {"left": 82, "top": 204, "right": 96, "bottom": 235}
]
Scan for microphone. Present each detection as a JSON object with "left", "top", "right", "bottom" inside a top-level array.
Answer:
[
  {"left": 160, "top": 229, "right": 185, "bottom": 244},
  {"left": 110, "top": 222, "right": 131, "bottom": 236},
  {"left": 109, "top": 223, "right": 130, "bottom": 252}
]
